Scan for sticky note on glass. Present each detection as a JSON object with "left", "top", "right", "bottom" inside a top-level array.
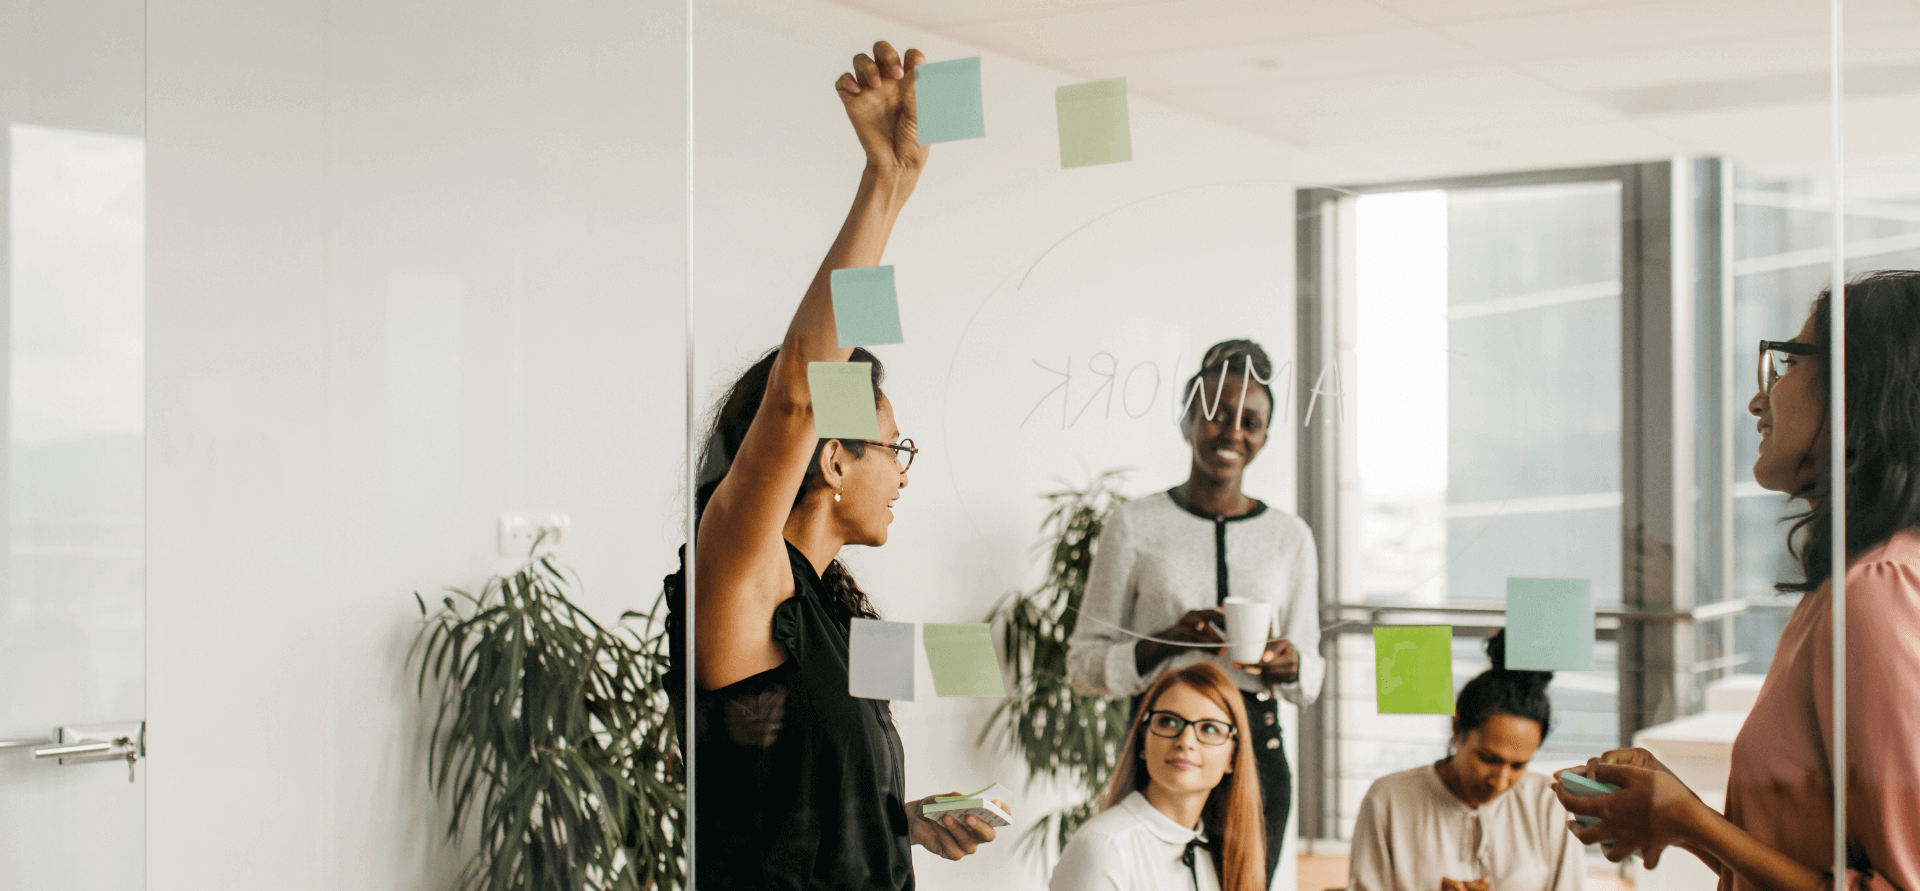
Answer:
[
  {"left": 1374, "top": 626, "right": 1453, "bottom": 714},
  {"left": 830, "top": 266, "right": 904, "bottom": 348},
  {"left": 1505, "top": 578, "right": 1594, "bottom": 671},
  {"left": 1056, "top": 77, "right": 1131, "bottom": 168},
  {"left": 923, "top": 623, "right": 1005, "bottom": 697},
  {"left": 807, "top": 361, "right": 881, "bottom": 440},
  {"left": 849, "top": 618, "right": 916, "bottom": 701},
  {"left": 915, "top": 57, "right": 985, "bottom": 144}
]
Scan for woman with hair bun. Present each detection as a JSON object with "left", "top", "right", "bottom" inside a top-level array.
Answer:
[
  {"left": 1347, "top": 630, "right": 1587, "bottom": 891},
  {"left": 1051, "top": 663, "right": 1269, "bottom": 891},
  {"left": 1068, "top": 339, "right": 1324, "bottom": 879}
]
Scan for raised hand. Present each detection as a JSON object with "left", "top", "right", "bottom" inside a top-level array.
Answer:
[{"left": 834, "top": 41, "right": 929, "bottom": 171}]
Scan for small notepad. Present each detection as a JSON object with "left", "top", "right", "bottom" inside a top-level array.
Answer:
[{"left": 923, "top": 782, "right": 1013, "bottom": 828}]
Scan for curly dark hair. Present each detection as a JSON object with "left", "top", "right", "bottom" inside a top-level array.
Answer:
[
  {"left": 1777, "top": 269, "right": 1920, "bottom": 593},
  {"left": 663, "top": 348, "right": 887, "bottom": 682},
  {"left": 1179, "top": 339, "right": 1276, "bottom": 430}
]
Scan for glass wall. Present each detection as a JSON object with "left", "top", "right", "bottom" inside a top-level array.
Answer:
[{"left": 686, "top": 3, "right": 1859, "bottom": 891}]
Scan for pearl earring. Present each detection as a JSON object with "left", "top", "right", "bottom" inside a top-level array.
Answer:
[{"left": 834, "top": 489, "right": 842, "bottom": 503}]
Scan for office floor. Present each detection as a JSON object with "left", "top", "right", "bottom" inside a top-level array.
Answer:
[{"left": 1298, "top": 855, "right": 1632, "bottom": 891}]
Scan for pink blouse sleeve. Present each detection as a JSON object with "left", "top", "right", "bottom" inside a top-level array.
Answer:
[{"left": 1813, "top": 556, "right": 1920, "bottom": 891}]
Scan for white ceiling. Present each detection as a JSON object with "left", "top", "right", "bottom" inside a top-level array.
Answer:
[{"left": 829, "top": 0, "right": 1920, "bottom": 183}]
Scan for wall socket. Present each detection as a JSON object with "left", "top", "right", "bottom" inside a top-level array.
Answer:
[{"left": 498, "top": 514, "right": 569, "bottom": 556}]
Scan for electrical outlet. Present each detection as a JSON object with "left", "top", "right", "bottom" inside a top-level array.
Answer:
[{"left": 498, "top": 514, "right": 569, "bottom": 556}]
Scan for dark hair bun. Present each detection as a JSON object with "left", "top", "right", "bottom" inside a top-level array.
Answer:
[{"left": 1485, "top": 629, "right": 1553, "bottom": 688}]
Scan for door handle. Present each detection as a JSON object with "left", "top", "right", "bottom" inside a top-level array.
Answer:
[
  {"left": 0, "top": 722, "right": 143, "bottom": 767},
  {"left": 33, "top": 741, "right": 120, "bottom": 759},
  {"left": 0, "top": 735, "right": 54, "bottom": 752}
]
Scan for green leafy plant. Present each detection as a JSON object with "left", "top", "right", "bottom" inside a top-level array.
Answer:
[
  {"left": 983, "top": 470, "right": 1135, "bottom": 859},
  {"left": 412, "top": 552, "right": 684, "bottom": 891}
]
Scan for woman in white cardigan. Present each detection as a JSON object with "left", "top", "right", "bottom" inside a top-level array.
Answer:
[{"left": 1067, "top": 339, "right": 1325, "bottom": 880}]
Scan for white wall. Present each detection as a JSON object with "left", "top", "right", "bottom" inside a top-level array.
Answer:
[
  {"left": 147, "top": 0, "right": 1308, "bottom": 888},
  {"left": 146, "top": 0, "right": 686, "bottom": 887},
  {"left": 692, "top": 3, "right": 1303, "bottom": 890}
]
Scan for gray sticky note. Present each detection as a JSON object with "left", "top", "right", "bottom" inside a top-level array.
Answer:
[
  {"left": 807, "top": 361, "right": 882, "bottom": 440},
  {"left": 831, "top": 266, "right": 904, "bottom": 348},
  {"left": 849, "top": 618, "right": 916, "bottom": 701},
  {"left": 915, "top": 57, "right": 986, "bottom": 145},
  {"left": 1055, "top": 77, "right": 1132, "bottom": 168},
  {"left": 923, "top": 623, "right": 1006, "bottom": 698},
  {"left": 1505, "top": 578, "right": 1594, "bottom": 671}
]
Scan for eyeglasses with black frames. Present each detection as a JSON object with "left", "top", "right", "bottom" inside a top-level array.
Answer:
[
  {"left": 851, "top": 438, "right": 917, "bottom": 473},
  {"left": 1758, "top": 340, "right": 1823, "bottom": 395},
  {"left": 1144, "top": 710, "right": 1236, "bottom": 747}
]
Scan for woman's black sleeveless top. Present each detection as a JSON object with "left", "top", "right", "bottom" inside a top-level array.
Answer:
[{"left": 666, "top": 542, "right": 913, "bottom": 891}]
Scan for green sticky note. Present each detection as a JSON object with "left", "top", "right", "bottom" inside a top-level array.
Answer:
[
  {"left": 807, "top": 362, "right": 882, "bottom": 440},
  {"left": 915, "top": 57, "right": 985, "bottom": 145},
  {"left": 1374, "top": 626, "right": 1453, "bottom": 714},
  {"left": 1505, "top": 578, "right": 1594, "bottom": 671},
  {"left": 923, "top": 623, "right": 1005, "bottom": 698},
  {"left": 830, "top": 266, "right": 904, "bottom": 348},
  {"left": 1055, "top": 77, "right": 1131, "bottom": 168}
]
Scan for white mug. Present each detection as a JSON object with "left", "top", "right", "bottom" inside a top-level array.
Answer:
[{"left": 1220, "top": 597, "right": 1272, "bottom": 664}]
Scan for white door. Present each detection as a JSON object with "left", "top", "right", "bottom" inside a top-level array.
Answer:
[{"left": 0, "top": 0, "right": 146, "bottom": 885}]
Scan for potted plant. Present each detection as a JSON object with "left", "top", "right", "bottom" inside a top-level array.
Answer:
[
  {"left": 412, "top": 551, "right": 684, "bottom": 890},
  {"left": 983, "top": 470, "right": 1135, "bottom": 860}
]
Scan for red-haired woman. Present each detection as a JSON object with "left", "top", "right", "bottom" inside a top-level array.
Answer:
[{"left": 1050, "top": 663, "right": 1267, "bottom": 891}]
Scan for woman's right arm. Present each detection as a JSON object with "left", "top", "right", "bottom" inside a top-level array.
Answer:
[
  {"left": 694, "top": 41, "right": 928, "bottom": 691},
  {"left": 1048, "top": 832, "right": 1127, "bottom": 891}
]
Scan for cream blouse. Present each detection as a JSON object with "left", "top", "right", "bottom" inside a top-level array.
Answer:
[{"left": 1348, "top": 764, "right": 1586, "bottom": 891}]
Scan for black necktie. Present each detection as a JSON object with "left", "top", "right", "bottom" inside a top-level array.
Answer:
[{"left": 1181, "top": 836, "right": 1212, "bottom": 891}]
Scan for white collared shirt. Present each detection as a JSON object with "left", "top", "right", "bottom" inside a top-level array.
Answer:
[{"left": 1049, "top": 791, "right": 1222, "bottom": 891}]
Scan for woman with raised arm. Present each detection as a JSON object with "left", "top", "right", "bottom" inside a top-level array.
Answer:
[
  {"left": 1051, "top": 663, "right": 1268, "bottom": 891},
  {"left": 662, "top": 40, "right": 1005, "bottom": 891},
  {"left": 1067, "top": 340, "right": 1324, "bottom": 878},
  {"left": 1347, "top": 630, "right": 1586, "bottom": 891},
  {"left": 1555, "top": 270, "right": 1920, "bottom": 891}
]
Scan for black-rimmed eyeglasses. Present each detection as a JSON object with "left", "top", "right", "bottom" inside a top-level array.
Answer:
[
  {"left": 1759, "top": 340, "right": 1823, "bottom": 395},
  {"left": 852, "top": 438, "right": 917, "bottom": 472},
  {"left": 1144, "top": 710, "right": 1236, "bottom": 747}
]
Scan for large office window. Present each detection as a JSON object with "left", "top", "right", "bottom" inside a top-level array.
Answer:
[{"left": 1296, "top": 161, "right": 1731, "bottom": 840}]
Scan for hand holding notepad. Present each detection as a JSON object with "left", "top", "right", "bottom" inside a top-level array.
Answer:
[{"left": 921, "top": 782, "right": 1014, "bottom": 829}]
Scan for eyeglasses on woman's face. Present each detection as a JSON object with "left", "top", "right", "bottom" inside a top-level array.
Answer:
[
  {"left": 1758, "top": 339, "right": 1823, "bottom": 395},
  {"left": 1145, "top": 710, "right": 1236, "bottom": 747},
  {"left": 851, "top": 438, "right": 916, "bottom": 472}
]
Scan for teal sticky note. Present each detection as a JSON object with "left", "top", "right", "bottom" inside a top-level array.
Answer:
[
  {"left": 915, "top": 57, "right": 985, "bottom": 145},
  {"left": 1056, "top": 77, "right": 1131, "bottom": 168},
  {"left": 807, "top": 362, "right": 882, "bottom": 440},
  {"left": 1505, "top": 578, "right": 1594, "bottom": 671},
  {"left": 923, "top": 623, "right": 1006, "bottom": 698},
  {"left": 830, "top": 266, "right": 904, "bottom": 348},
  {"left": 1374, "top": 626, "right": 1453, "bottom": 714}
]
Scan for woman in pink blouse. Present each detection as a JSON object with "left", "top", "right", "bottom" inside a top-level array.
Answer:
[{"left": 1554, "top": 270, "right": 1920, "bottom": 891}]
